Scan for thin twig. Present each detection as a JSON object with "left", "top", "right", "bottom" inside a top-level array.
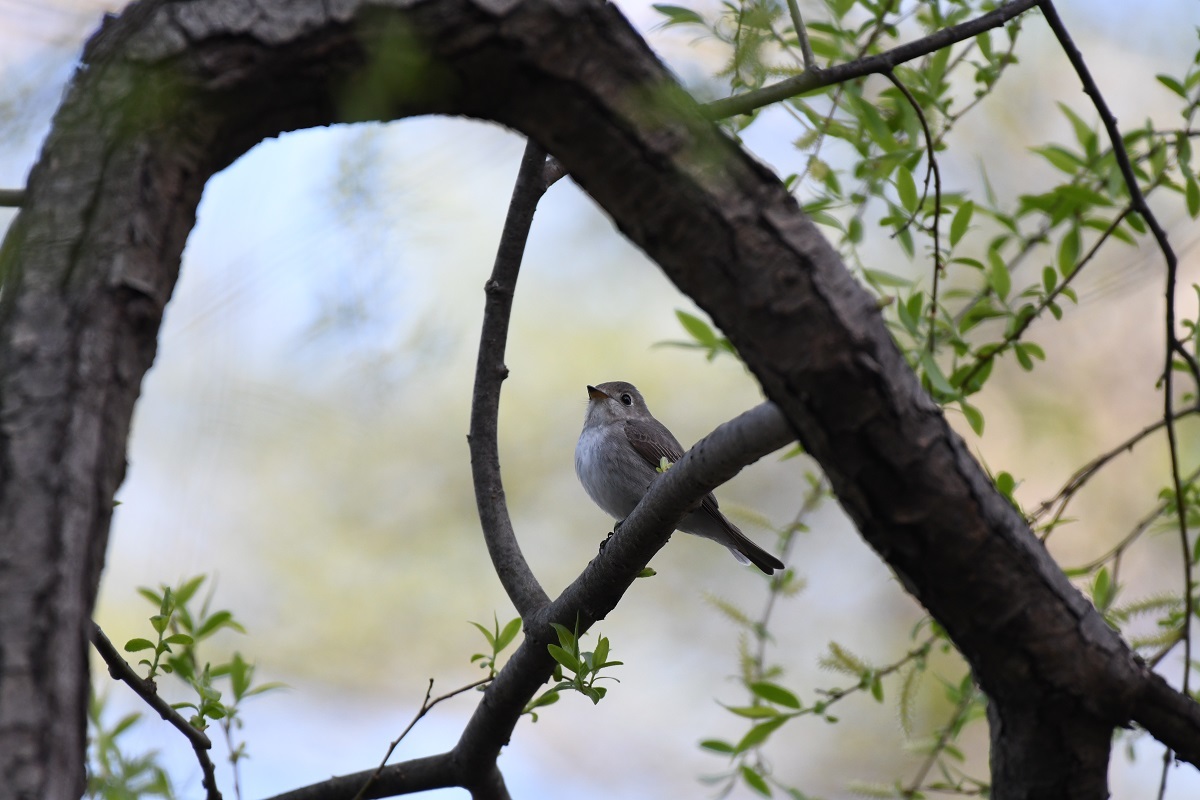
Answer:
[
  {"left": 219, "top": 721, "right": 243, "bottom": 800},
  {"left": 352, "top": 677, "right": 492, "bottom": 800},
  {"left": 0, "top": 189, "right": 23, "bottom": 207},
  {"left": 902, "top": 685, "right": 977, "bottom": 798},
  {"left": 1037, "top": 1, "right": 1195, "bottom": 711},
  {"left": 1157, "top": 744, "right": 1172, "bottom": 800},
  {"left": 883, "top": 70, "right": 942, "bottom": 355},
  {"left": 1037, "top": 406, "right": 1200, "bottom": 533},
  {"left": 814, "top": 638, "right": 935, "bottom": 712},
  {"left": 1066, "top": 464, "right": 1200, "bottom": 575},
  {"left": 784, "top": 0, "right": 817, "bottom": 72},
  {"left": 704, "top": 0, "right": 1039, "bottom": 119},
  {"left": 468, "top": 139, "right": 553, "bottom": 617},
  {"left": 90, "top": 622, "right": 222, "bottom": 800},
  {"left": 751, "top": 478, "right": 827, "bottom": 672}
]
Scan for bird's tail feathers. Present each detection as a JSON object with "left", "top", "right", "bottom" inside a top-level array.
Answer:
[{"left": 724, "top": 523, "right": 785, "bottom": 575}]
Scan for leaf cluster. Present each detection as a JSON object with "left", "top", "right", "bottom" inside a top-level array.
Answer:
[{"left": 525, "top": 620, "right": 623, "bottom": 716}]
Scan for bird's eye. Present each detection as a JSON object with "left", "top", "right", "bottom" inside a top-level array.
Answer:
[{"left": 620, "top": 394, "right": 633, "bottom": 406}]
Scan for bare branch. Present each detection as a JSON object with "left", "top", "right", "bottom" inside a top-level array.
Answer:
[
  {"left": 704, "top": 0, "right": 1039, "bottom": 119},
  {"left": 468, "top": 139, "right": 553, "bottom": 618},
  {"left": 784, "top": 0, "right": 817, "bottom": 72},
  {"left": 263, "top": 753, "right": 460, "bottom": 800},
  {"left": 1137, "top": 668, "right": 1200, "bottom": 768},
  {"left": 1037, "top": 1, "right": 1196, "bottom": 711},
  {"left": 351, "top": 677, "right": 492, "bottom": 800},
  {"left": 881, "top": 70, "right": 942, "bottom": 355},
  {"left": 89, "top": 623, "right": 221, "bottom": 800},
  {"left": 1037, "top": 405, "right": 1200, "bottom": 532}
]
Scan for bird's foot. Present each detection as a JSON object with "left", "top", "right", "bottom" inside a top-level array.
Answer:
[{"left": 598, "top": 528, "right": 616, "bottom": 554}]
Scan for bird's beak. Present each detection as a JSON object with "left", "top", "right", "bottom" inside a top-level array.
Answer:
[{"left": 587, "top": 385, "right": 609, "bottom": 401}]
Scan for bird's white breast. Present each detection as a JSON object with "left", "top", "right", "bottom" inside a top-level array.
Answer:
[{"left": 575, "top": 423, "right": 642, "bottom": 520}]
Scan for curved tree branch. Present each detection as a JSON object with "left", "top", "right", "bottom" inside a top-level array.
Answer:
[
  {"left": 703, "top": 0, "right": 1039, "bottom": 119},
  {"left": 266, "top": 402, "right": 794, "bottom": 800},
  {"left": 90, "top": 623, "right": 221, "bottom": 800},
  {"left": 468, "top": 138, "right": 553, "bottom": 618}
]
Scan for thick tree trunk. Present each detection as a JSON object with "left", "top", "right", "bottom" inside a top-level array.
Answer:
[
  {"left": 987, "top": 700, "right": 1112, "bottom": 800},
  {"left": 0, "top": 1, "right": 1197, "bottom": 798}
]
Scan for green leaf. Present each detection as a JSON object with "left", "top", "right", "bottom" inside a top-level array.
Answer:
[
  {"left": 592, "top": 636, "right": 610, "bottom": 668},
  {"left": 1030, "top": 145, "right": 1084, "bottom": 174},
  {"left": 949, "top": 201, "right": 974, "bottom": 247},
  {"left": 862, "top": 268, "right": 913, "bottom": 288},
  {"left": 895, "top": 166, "right": 919, "bottom": 212},
  {"left": 986, "top": 248, "right": 1011, "bottom": 301},
  {"left": 741, "top": 764, "right": 772, "bottom": 796},
  {"left": 854, "top": 95, "right": 898, "bottom": 152},
  {"left": 749, "top": 681, "right": 801, "bottom": 709},
  {"left": 194, "top": 610, "right": 245, "bottom": 640},
  {"left": 1057, "top": 102, "right": 1097, "bottom": 157},
  {"left": 174, "top": 575, "right": 207, "bottom": 606},
  {"left": 1020, "top": 342, "right": 1046, "bottom": 361},
  {"left": 110, "top": 712, "right": 143, "bottom": 738},
  {"left": 723, "top": 704, "right": 783, "bottom": 719},
  {"left": 700, "top": 739, "right": 736, "bottom": 754},
  {"left": 469, "top": 621, "right": 496, "bottom": 648},
  {"left": 496, "top": 617, "right": 522, "bottom": 652},
  {"left": 1058, "top": 225, "right": 1081, "bottom": 277},
  {"left": 847, "top": 215, "right": 863, "bottom": 244},
  {"left": 1157, "top": 73, "right": 1188, "bottom": 98},
  {"left": 1042, "top": 266, "right": 1057, "bottom": 294},
  {"left": 136, "top": 587, "right": 163, "bottom": 606},
  {"left": 651, "top": 4, "right": 704, "bottom": 26},
  {"left": 523, "top": 689, "right": 561, "bottom": 717},
  {"left": 1186, "top": 175, "right": 1200, "bottom": 219},
  {"left": 549, "top": 622, "right": 576, "bottom": 651},
  {"left": 675, "top": 309, "right": 717, "bottom": 347},
  {"left": 896, "top": 224, "right": 915, "bottom": 259},
  {"left": 919, "top": 351, "right": 957, "bottom": 397},
  {"left": 736, "top": 716, "right": 788, "bottom": 754},
  {"left": 123, "top": 638, "right": 155, "bottom": 653},
  {"left": 1093, "top": 567, "right": 1116, "bottom": 611},
  {"left": 1014, "top": 344, "right": 1033, "bottom": 371},
  {"left": 150, "top": 614, "right": 169, "bottom": 635},
  {"left": 163, "top": 633, "right": 194, "bottom": 646},
  {"left": 959, "top": 400, "right": 984, "bottom": 435},
  {"left": 547, "top": 644, "right": 581, "bottom": 674}
]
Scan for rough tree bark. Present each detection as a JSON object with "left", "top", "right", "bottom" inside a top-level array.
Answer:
[{"left": 0, "top": 1, "right": 1197, "bottom": 799}]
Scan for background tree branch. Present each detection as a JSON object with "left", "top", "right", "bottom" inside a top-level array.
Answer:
[
  {"left": 468, "top": 138, "right": 553, "bottom": 619},
  {"left": 89, "top": 623, "right": 221, "bottom": 800}
]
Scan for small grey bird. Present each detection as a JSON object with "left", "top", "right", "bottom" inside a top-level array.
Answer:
[{"left": 575, "top": 381, "right": 785, "bottom": 575}]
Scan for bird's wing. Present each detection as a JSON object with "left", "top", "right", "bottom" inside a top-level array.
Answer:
[
  {"left": 624, "top": 420, "right": 724, "bottom": 507},
  {"left": 623, "top": 419, "right": 685, "bottom": 471}
]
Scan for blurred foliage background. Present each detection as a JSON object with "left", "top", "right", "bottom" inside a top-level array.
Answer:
[{"left": 3, "top": 0, "right": 1200, "bottom": 797}]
